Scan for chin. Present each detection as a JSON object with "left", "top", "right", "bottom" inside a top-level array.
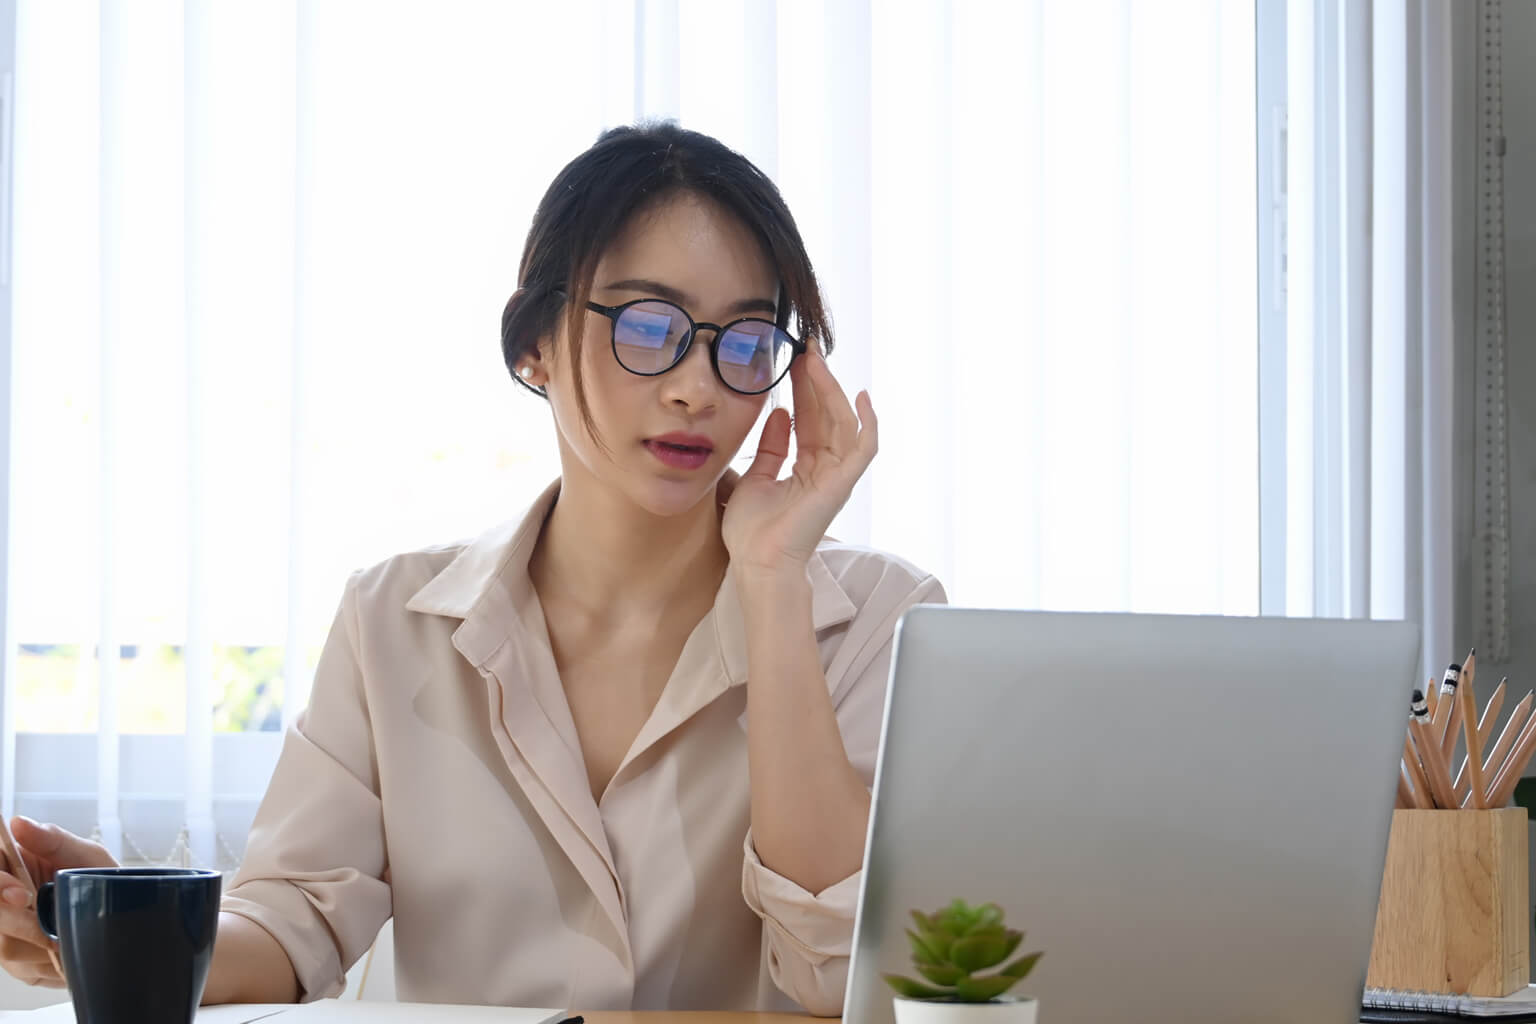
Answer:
[{"left": 625, "top": 466, "right": 722, "bottom": 519}]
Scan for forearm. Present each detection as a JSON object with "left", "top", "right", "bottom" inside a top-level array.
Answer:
[
  {"left": 201, "top": 912, "right": 300, "bottom": 1005},
  {"left": 739, "top": 568, "right": 871, "bottom": 894}
]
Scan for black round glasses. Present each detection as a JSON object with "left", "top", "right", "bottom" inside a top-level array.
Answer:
[{"left": 582, "top": 296, "right": 805, "bottom": 396}]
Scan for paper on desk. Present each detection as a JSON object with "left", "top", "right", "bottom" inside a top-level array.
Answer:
[
  {"left": 2, "top": 1003, "right": 566, "bottom": 1023},
  {"left": 282, "top": 1004, "right": 565, "bottom": 1023},
  {"left": 0, "top": 1004, "right": 289, "bottom": 1022}
]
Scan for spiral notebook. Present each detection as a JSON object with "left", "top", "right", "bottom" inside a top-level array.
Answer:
[{"left": 1361, "top": 985, "right": 1536, "bottom": 1021}]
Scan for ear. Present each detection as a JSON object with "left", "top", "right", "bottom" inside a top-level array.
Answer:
[
  {"left": 516, "top": 356, "right": 549, "bottom": 388},
  {"left": 517, "top": 332, "right": 561, "bottom": 389},
  {"left": 505, "top": 286, "right": 563, "bottom": 390}
]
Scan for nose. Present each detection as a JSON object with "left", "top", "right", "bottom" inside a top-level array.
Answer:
[{"left": 659, "top": 328, "right": 725, "bottom": 411}]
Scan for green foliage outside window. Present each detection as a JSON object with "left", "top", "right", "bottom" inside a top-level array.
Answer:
[{"left": 14, "top": 643, "right": 307, "bottom": 733}]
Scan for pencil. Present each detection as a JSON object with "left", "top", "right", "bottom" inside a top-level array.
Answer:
[
  {"left": 1402, "top": 735, "right": 1435, "bottom": 809},
  {"left": 1480, "top": 691, "right": 1533, "bottom": 794},
  {"left": 1396, "top": 769, "right": 1414, "bottom": 809},
  {"left": 1459, "top": 679, "right": 1508, "bottom": 794},
  {"left": 1459, "top": 651, "right": 1489, "bottom": 808},
  {"left": 1410, "top": 690, "right": 1458, "bottom": 808},
  {"left": 1412, "top": 728, "right": 1457, "bottom": 809},
  {"left": 1453, "top": 766, "right": 1473, "bottom": 808},
  {"left": 1435, "top": 662, "right": 1463, "bottom": 754},
  {"left": 1487, "top": 705, "right": 1536, "bottom": 808},
  {"left": 1477, "top": 678, "right": 1507, "bottom": 751}
]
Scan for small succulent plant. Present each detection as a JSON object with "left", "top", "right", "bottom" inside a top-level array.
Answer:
[{"left": 883, "top": 900, "right": 1042, "bottom": 1003}]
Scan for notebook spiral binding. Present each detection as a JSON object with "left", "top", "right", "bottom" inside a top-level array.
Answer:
[
  {"left": 1363, "top": 986, "right": 1536, "bottom": 1018},
  {"left": 1366, "top": 989, "right": 1478, "bottom": 1012}
]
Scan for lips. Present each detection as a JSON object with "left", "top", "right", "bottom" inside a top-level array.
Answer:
[
  {"left": 644, "top": 433, "right": 714, "bottom": 470},
  {"left": 649, "top": 432, "right": 714, "bottom": 452}
]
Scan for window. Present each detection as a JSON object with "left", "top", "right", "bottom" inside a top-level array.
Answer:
[{"left": 3, "top": 0, "right": 1259, "bottom": 866}]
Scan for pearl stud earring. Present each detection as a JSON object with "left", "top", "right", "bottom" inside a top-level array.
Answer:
[{"left": 519, "top": 366, "right": 535, "bottom": 381}]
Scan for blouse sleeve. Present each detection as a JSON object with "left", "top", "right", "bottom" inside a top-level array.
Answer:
[
  {"left": 220, "top": 572, "right": 393, "bottom": 1001},
  {"left": 741, "top": 571, "right": 948, "bottom": 1015}
]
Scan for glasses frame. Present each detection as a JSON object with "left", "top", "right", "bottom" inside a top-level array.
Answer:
[{"left": 583, "top": 296, "right": 806, "bottom": 396}]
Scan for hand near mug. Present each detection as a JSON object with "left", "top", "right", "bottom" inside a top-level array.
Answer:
[{"left": 0, "top": 816, "right": 118, "bottom": 987}]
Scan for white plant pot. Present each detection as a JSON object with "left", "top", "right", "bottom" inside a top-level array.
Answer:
[{"left": 893, "top": 995, "right": 1038, "bottom": 1024}]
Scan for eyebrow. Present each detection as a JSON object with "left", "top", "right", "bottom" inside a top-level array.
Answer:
[{"left": 599, "top": 278, "right": 778, "bottom": 318}]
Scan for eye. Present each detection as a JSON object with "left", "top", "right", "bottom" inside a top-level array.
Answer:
[
  {"left": 616, "top": 308, "right": 675, "bottom": 349},
  {"left": 718, "top": 335, "right": 759, "bottom": 366}
]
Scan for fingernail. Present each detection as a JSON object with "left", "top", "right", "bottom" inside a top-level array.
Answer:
[{"left": 3, "top": 887, "right": 32, "bottom": 907}]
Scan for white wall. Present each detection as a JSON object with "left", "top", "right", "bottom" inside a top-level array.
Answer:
[
  {"left": 1497, "top": 4, "right": 1536, "bottom": 701},
  {"left": 1451, "top": 0, "right": 1536, "bottom": 980},
  {"left": 1453, "top": 4, "right": 1535, "bottom": 719}
]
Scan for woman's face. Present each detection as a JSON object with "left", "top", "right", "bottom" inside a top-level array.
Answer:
[{"left": 535, "top": 192, "right": 778, "bottom": 518}]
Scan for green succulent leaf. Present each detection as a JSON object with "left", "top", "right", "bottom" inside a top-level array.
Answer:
[
  {"left": 906, "top": 929, "right": 941, "bottom": 966},
  {"left": 883, "top": 974, "right": 954, "bottom": 1000},
  {"left": 949, "top": 932, "right": 1012, "bottom": 972},
  {"left": 998, "top": 929, "right": 1023, "bottom": 961},
  {"left": 964, "top": 903, "right": 1004, "bottom": 934},
  {"left": 925, "top": 928, "right": 958, "bottom": 960},
  {"left": 1001, "top": 951, "right": 1043, "bottom": 980},
  {"left": 953, "top": 973, "right": 1021, "bottom": 1002},
  {"left": 915, "top": 962, "right": 968, "bottom": 986},
  {"left": 904, "top": 901, "right": 1040, "bottom": 999},
  {"left": 938, "top": 901, "right": 971, "bottom": 932}
]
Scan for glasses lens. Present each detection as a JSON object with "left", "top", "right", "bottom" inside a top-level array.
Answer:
[
  {"left": 716, "top": 320, "right": 794, "bottom": 394},
  {"left": 613, "top": 301, "right": 691, "bottom": 373}
]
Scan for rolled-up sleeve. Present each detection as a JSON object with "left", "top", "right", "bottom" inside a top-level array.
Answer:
[
  {"left": 221, "top": 573, "right": 392, "bottom": 1001},
  {"left": 742, "top": 571, "right": 947, "bottom": 1015}
]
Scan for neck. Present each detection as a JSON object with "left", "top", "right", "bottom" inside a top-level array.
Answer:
[{"left": 529, "top": 470, "right": 730, "bottom": 619}]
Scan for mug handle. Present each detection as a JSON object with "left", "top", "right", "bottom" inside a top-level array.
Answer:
[{"left": 36, "top": 882, "right": 58, "bottom": 941}]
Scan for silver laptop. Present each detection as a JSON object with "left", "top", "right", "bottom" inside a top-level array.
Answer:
[{"left": 844, "top": 608, "right": 1418, "bottom": 1024}]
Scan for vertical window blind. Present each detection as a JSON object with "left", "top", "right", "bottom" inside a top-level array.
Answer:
[
  {"left": 1274, "top": 0, "right": 1456, "bottom": 680},
  {"left": 2, "top": 0, "right": 1259, "bottom": 867}
]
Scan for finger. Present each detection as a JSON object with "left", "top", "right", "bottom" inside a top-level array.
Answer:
[
  {"left": 0, "top": 935, "right": 63, "bottom": 987},
  {"left": 0, "top": 901, "right": 52, "bottom": 949},
  {"left": 854, "top": 389, "right": 879, "bottom": 465},
  {"left": 12, "top": 817, "right": 116, "bottom": 872},
  {"left": 742, "top": 407, "right": 792, "bottom": 483},
  {"left": 20, "top": 848, "right": 45, "bottom": 886},
  {"left": 809, "top": 349, "right": 859, "bottom": 454},
  {"left": 0, "top": 941, "right": 64, "bottom": 988},
  {"left": 0, "top": 872, "right": 32, "bottom": 909},
  {"left": 0, "top": 939, "right": 58, "bottom": 974},
  {"left": 789, "top": 351, "right": 826, "bottom": 451}
]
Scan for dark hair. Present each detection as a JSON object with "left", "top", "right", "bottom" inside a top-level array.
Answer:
[{"left": 499, "top": 121, "right": 832, "bottom": 440}]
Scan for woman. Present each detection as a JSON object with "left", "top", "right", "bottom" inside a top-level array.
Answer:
[{"left": 0, "top": 122, "right": 943, "bottom": 1014}]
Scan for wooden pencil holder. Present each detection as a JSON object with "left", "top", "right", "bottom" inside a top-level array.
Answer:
[{"left": 1368, "top": 808, "right": 1530, "bottom": 997}]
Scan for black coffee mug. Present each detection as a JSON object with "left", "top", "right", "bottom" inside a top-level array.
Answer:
[{"left": 37, "top": 867, "right": 222, "bottom": 1024}]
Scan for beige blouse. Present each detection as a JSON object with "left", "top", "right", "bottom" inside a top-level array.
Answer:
[{"left": 222, "top": 480, "right": 945, "bottom": 1015}]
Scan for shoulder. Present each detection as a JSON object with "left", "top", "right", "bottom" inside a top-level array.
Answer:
[
  {"left": 806, "top": 541, "right": 946, "bottom": 706},
  {"left": 813, "top": 538, "right": 948, "bottom": 616},
  {"left": 339, "top": 537, "right": 477, "bottom": 616}
]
